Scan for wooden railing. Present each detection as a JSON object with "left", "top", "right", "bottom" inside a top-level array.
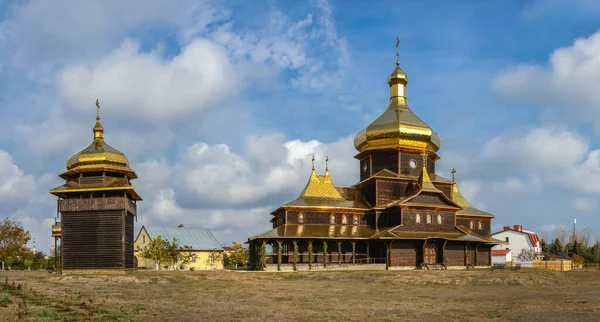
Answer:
[{"left": 58, "top": 197, "right": 136, "bottom": 215}]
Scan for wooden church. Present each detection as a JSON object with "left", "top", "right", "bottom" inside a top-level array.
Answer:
[
  {"left": 49, "top": 101, "right": 141, "bottom": 273},
  {"left": 248, "top": 42, "right": 503, "bottom": 270}
]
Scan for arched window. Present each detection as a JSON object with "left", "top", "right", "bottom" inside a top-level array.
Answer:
[
  {"left": 330, "top": 214, "right": 336, "bottom": 224},
  {"left": 353, "top": 215, "right": 359, "bottom": 225},
  {"left": 426, "top": 214, "right": 432, "bottom": 224},
  {"left": 416, "top": 213, "right": 422, "bottom": 223},
  {"left": 142, "top": 235, "right": 146, "bottom": 243},
  {"left": 437, "top": 214, "right": 442, "bottom": 225},
  {"left": 342, "top": 215, "right": 348, "bottom": 225},
  {"left": 298, "top": 212, "right": 304, "bottom": 224},
  {"left": 478, "top": 221, "right": 484, "bottom": 230},
  {"left": 469, "top": 220, "right": 474, "bottom": 229}
]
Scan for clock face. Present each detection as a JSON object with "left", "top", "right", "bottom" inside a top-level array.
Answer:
[
  {"left": 362, "top": 162, "right": 368, "bottom": 173},
  {"left": 409, "top": 159, "right": 417, "bottom": 169}
]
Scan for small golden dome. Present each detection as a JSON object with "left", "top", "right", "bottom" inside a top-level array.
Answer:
[
  {"left": 354, "top": 58, "right": 441, "bottom": 155},
  {"left": 61, "top": 105, "right": 137, "bottom": 179}
]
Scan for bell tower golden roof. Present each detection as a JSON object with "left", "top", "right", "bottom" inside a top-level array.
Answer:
[
  {"left": 59, "top": 100, "right": 137, "bottom": 179},
  {"left": 354, "top": 36, "right": 441, "bottom": 156}
]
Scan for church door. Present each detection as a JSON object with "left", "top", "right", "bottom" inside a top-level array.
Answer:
[{"left": 424, "top": 242, "right": 438, "bottom": 264}]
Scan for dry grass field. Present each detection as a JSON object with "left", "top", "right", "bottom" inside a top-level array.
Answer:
[{"left": 0, "top": 268, "right": 599, "bottom": 321}]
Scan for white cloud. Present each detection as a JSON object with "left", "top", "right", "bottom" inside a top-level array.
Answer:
[
  {"left": 572, "top": 198, "right": 597, "bottom": 211},
  {"left": 476, "top": 127, "right": 588, "bottom": 174},
  {"left": 491, "top": 175, "right": 543, "bottom": 197},
  {"left": 0, "top": 151, "right": 36, "bottom": 198},
  {"left": 0, "top": 0, "right": 227, "bottom": 68},
  {"left": 59, "top": 38, "right": 235, "bottom": 122},
  {"left": 555, "top": 149, "right": 600, "bottom": 194},
  {"left": 492, "top": 30, "right": 600, "bottom": 128}
]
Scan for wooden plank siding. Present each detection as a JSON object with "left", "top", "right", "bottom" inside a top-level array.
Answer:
[
  {"left": 61, "top": 211, "right": 125, "bottom": 269},
  {"left": 58, "top": 197, "right": 137, "bottom": 216},
  {"left": 390, "top": 241, "right": 419, "bottom": 266}
]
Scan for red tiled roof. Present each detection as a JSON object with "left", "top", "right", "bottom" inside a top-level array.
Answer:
[
  {"left": 527, "top": 233, "right": 540, "bottom": 247},
  {"left": 222, "top": 246, "right": 235, "bottom": 251},
  {"left": 491, "top": 249, "right": 511, "bottom": 256}
]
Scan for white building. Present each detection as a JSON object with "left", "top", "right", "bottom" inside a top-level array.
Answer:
[
  {"left": 492, "top": 225, "right": 542, "bottom": 261},
  {"left": 491, "top": 249, "right": 512, "bottom": 265}
]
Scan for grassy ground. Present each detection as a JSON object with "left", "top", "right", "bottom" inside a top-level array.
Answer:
[{"left": 0, "top": 268, "right": 599, "bottom": 321}]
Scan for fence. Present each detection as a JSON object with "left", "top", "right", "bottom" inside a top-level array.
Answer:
[{"left": 506, "top": 260, "right": 572, "bottom": 271}]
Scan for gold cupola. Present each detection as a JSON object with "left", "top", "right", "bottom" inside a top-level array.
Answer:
[
  {"left": 59, "top": 100, "right": 137, "bottom": 180},
  {"left": 354, "top": 37, "right": 441, "bottom": 156}
]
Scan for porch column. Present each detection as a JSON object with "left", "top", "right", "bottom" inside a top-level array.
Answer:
[
  {"left": 292, "top": 240, "right": 298, "bottom": 271},
  {"left": 337, "top": 240, "right": 343, "bottom": 265},
  {"left": 261, "top": 240, "right": 267, "bottom": 269},
  {"left": 351, "top": 241, "right": 357, "bottom": 264},
  {"left": 307, "top": 240, "right": 313, "bottom": 270},
  {"left": 385, "top": 241, "right": 391, "bottom": 270},
  {"left": 277, "top": 240, "right": 282, "bottom": 271},
  {"left": 442, "top": 240, "right": 448, "bottom": 265},
  {"left": 323, "top": 241, "right": 328, "bottom": 268},
  {"left": 366, "top": 241, "right": 370, "bottom": 263}
]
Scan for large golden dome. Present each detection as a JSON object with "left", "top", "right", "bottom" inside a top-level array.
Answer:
[
  {"left": 354, "top": 60, "right": 441, "bottom": 155},
  {"left": 60, "top": 112, "right": 137, "bottom": 179}
]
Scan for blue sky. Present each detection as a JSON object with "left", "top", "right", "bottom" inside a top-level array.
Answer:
[{"left": 2, "top": 0, "right": 600, "bottom": 252}]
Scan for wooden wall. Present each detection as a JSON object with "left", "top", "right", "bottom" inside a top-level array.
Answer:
[
  {"left": 286, "top": 211, "right": 367, "bottom": 225},
  {"left": 477, "top": 245, "right": 491, "bottom": 266},
  {"left": 444, "top": 242, "right": 464, "bottom": 266},
  {"left": 390, "top": 241, "right": 419, "bottom": 266},
  {"left": 401, "top": 209, "right": 456, "bottom": 230},
  {"left": 456, "top": 217, "right": 491, "bottom": 235},
  {"left": 61, "top": 211, "right": 125, "bottom": 269},
  {"left": 375, "top": 180, "right": 413, "bottom": 206}
]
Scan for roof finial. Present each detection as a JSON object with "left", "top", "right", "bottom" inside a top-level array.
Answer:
[
  {"left": 451, "top": 168, "right": 456, "bottom": 182},
  {"left": 395, "top": 35, "right": 400, "bottom": 66},
  {"left": 93, "top": 99, "right": 104, "bottom": 139},
  {"left": 325, "top": 156, "right": 329, "bottom": 173},
  {"left": 311, "top": 155, "right": 315, "bottom": 171}
]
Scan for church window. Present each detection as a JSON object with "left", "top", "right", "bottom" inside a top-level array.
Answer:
[
  {"left": 469, "top": 221, "right": 474, "bottom": 229},
  {"left": 342, "top": 215, "right": 348, "bottom": 225},
  {"left": 426, "top": 214, "right": 432, "bottom": 224},
  {"left": 353, "top": 215, "right": 359, "bottom": 225},
  {"left": 415, "top": 213, "right": 421, "bottom": 223},
  {"left": 330, "top": 214, "right": 336, "bottom": 224},
  {"left": 142, "top": 235, "right": 145, "bottom": 244},
  {"left": 192, "top": 253, "right": 197, "bottom": 263},
  {"left": 437, "top": 214, "right": 442, "bottom": 225},
  {"left": 298, "top": 212, "right": 304, "bottom": 224},
  {"left": 478, "top": 221, "right": 483, "bottom": 230}
]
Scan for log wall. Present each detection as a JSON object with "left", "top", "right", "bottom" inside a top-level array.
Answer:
[
  {"left": 58, "top": 197, "right": 137, "bottom": 216},
  {"left": 61, "top": 211, "right": 125, "bottom": 269}
]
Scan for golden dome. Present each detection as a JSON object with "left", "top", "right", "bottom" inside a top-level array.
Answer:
[
  {"left": 61, "top": 111, "right": 137, "bottom": 179},
  {"left": 354, "top": 59, "right": 441, "bottom": 155}
]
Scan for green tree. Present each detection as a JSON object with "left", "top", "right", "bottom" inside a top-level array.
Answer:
[
  {"left": 0, "top": 217, "right": 32, "bottom": 268},
  {"left": 24, "top": 259, "right": 33, "bottom": 271},
  {"left": 225, "top": 242, "right": 248, "bottom": 269},
  {"left": 548, "top": 238, "right": 563, "bottom": 256},
  {"left": 137, "top": 235, "right": 171, "bottom": 270}
]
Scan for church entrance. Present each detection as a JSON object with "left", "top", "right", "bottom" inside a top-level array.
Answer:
[{"left": 423, "top": 242, "right": 438, "bottom": 264}]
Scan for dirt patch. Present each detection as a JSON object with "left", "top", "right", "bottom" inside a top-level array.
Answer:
[{"left": 1, "top": 269, "right": 599, "bottom": 321}]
